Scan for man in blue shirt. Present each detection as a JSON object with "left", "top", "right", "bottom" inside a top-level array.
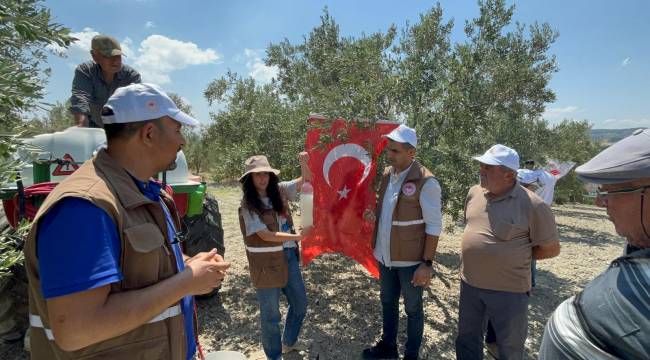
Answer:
[{"left": 25, "top": 83, "right": 230, "bottom": 360}]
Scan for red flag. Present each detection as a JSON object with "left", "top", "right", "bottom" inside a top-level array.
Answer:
[{"left": 301, "top": 116, "right": 398, "bottom": 278}]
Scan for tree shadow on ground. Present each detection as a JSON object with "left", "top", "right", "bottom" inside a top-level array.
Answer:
[
  {"left": 556, "top": 223, "right": 623, "bottom": 248},
  {"left": 553, "top": 207, "right": 608, "bottom": 222},
  {"left": 525, "top": 268, "right": 584, "bottom": 359},
  {"left": 198, "top": 271, "right": 262, "bottom": 355}
]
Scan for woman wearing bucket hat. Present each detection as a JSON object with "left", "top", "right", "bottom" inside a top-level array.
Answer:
[{"left": 237, "top": 153, "right": 312, "bottom": 360}]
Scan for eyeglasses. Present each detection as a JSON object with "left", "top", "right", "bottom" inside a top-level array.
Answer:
[{"left": 595, "top": 185, "right": 649, "bottom": 200}]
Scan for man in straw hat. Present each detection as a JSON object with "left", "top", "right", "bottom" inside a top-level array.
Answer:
[
  {"left": 539, "top": 129, "right": 650, "bottom": 359},
  {"left": 70, "top": 34, "right": 141, "bottom": 127},
  {"left": 24, "top": 83, "right": 229, "bottom": 359}
]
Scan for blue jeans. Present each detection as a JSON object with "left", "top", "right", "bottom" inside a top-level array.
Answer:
[
  {"left": 379, "top": 262, "right": 424, "bottom": 358},
  {"left": 255, "top": 248, "right": 307, "bottom": 360}
]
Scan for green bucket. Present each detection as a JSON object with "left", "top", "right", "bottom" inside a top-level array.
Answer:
[{"left": 186, "top": 183, "right": 206, "bottom": 217}]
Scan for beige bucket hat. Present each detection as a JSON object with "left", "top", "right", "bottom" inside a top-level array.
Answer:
[{"left": 239, "top": 155, "right": 280, "bottom": 182}]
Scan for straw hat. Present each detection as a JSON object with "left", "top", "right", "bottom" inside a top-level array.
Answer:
[{"left": 239, "top": 155, "right": 280, "bottom": 182}]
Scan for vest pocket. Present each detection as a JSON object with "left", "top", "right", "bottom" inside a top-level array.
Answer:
[
  {"left": 395, "top": 224, "right": 425, "bottom": 261},
  {"left": 246, "top": 251, "right": 288, "bottom": 288},
  {"left": 122, "top": 223, "right": 166, "bottom": 289}
]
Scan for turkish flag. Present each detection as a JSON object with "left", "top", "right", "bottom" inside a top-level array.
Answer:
[{"left": 301, "top": 116, "right": 398, "bottom": 278}]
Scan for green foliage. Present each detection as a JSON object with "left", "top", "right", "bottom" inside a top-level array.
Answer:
[
  {"left": 417, "top": 0, "right": 560, "bottom": 218},
  {"left": 0, "top": 0, "right": 73, "bottom": 277},
  {"left": 204, "top": 71, "right": 307, "bottom": 181},
  {"left": 545, "top": 120, "right": 601, "bottom": 203},
  {"left": 0, "top": 0, "right": 74, "bottom": 131},
  {"left": 201, "top": 1, "right": 599, "bottom": 219},
  {"left": 0, "top": 221, "right": 30, "bottom": 279},
  {"left": 167, "top": 93, "right": 215, "bottom": 175},
  {"left": 23, "top": 100, "right": 73, "bottom": 135},
  {"left": 266, "top": 8, "right": 399, "bottom": 120}
]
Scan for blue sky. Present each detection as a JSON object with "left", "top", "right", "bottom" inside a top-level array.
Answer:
[{"left": 41, "top": 0, "right": 649, "bottom": 129}]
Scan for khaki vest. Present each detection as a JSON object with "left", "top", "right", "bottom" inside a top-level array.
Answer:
[
  {"left": 23, "top": 149, "right": 188, "bottom": 360},
  {"left": 238, "top": 191, "right": 295, "bottom": 288},
  {"left": 372, "top": 161, "right": 434, "bottom": 262}
]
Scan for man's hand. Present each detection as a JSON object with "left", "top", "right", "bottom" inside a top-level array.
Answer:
[
  {"left": 363, "top": 208, "right": 376, "bottom": 223},
  {"left": 410, "top": 263, "right": 433, "bottom": 288},
  {"left": 182, "top": 249, "right": 230, "bottom": 295},
  {"left": 74, "top": 113, "right": 87, "bottom": 127}
]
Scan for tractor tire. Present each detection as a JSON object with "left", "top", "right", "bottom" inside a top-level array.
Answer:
[
  {"left": 182, "top": 193, "right": 225, "bottom": 300},
  {"left": 0, "top": 207, "right": 29, "bottom": 344}
]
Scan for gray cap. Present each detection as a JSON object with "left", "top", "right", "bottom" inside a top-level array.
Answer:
[{"left": 576, "top": 128, "right": 650, "bottom": 184}]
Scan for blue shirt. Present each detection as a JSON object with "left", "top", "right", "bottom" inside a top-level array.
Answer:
[{"left": 37, "top": 179, "right": 196, "bottom": 360}]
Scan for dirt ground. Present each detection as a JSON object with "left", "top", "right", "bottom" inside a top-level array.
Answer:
[{"left": 0, "top": 186, "right": 626, "bottom": 360}]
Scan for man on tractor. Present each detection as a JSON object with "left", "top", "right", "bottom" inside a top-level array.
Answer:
[
  {"left": 24, "top": 83, "right": 229, "bottom": 359},
  {"left": 70, "top": 34, "right": 141, "bottom": 128}
]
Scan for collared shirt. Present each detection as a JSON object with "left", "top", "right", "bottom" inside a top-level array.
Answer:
[
  {"left": 374, "top": 162, "right": 442, "bottom": 267},
  {"left": 241, "top": 180, "right": 299, "bottom": 249},
  {"left": 70, "top": 61, "right": 141, "bottom": 127},
  {"left": 461, "top": 183, "right": 558, "bottom": 292}
]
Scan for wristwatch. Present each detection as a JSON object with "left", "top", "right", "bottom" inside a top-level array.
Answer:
[{"left": 423, "top": 259, "right": 433, "bottom": 267}]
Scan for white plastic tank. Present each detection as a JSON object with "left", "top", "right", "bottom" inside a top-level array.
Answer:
[{"left": 18, "top": 126, "right": 195, "bottom": 187}]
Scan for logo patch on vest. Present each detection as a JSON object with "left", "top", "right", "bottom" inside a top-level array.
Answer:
[{"left": 402, "top": 182, "right": 416, "bottom": 196}]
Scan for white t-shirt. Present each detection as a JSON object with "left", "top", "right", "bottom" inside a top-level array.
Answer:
[{"left": 241, "top": 180, "right": 298, "bottom": 248}]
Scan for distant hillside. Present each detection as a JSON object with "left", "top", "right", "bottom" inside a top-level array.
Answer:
[{"left": 590, "top": 128, "right": 646, "bottom": 144}]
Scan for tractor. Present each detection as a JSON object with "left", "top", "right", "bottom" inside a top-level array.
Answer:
[{"left": 0, "top": 126, "right": 224, "bottom": 346}]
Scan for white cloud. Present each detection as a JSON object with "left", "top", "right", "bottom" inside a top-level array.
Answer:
[
  {"left": 49, "top": 28, "right": 221, "bottom": 85},
  {"left": 134, "top": 35, "right": 220, "bottom": 84},
  {"left": 621, "top": 57, "right": 631, "bottom": 67},
  {"left": 542, "top": 106, "right": 584, "bottom": 122},
  {"left": 600, "top": 118, "right": 650, "bottom": 129},
  {"left": 121, "top": 37, "right": 135, "bottom": 58},
  {"left": 241, "top": 48, "right": 278, "bottom": 84},
  {"left": 145, "top": 21, "right": 155, "bottom": 29},
  {"left": 48, "top": 27, "right": 99, "bottom": 59}
]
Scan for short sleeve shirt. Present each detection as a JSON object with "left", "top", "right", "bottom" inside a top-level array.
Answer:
[
  {"left": 37, "top": 197, "right": 122, "bottom": 299},
  {"left": 241, "top": 180, "right": 298, "bottom": 248},
  {"left": 460, "top": 183, "right": 558, "bottom": 292}
]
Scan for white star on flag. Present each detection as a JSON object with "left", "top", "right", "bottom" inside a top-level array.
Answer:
[{"left": 337, "top": 185, "right": 351, "bottom": 199}]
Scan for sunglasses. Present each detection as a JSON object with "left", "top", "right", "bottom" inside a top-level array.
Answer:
[{"left": 595, "top": 185, "right": 649, "bottom": 200}]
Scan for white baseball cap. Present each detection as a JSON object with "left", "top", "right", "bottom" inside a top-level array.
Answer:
[
  {"left": 517, "top": 169, "right": 539, "bottom": 185},
  {"left": 101, "top": 83, "right": 199, "bottom": 126},
  {"left": 473, "top": 144, "right": 520, "bottom": 171},
  {"left": 383, "top": 124, "right": 417, "bottom": 148}
]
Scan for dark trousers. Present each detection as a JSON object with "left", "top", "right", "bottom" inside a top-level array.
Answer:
[
  {"left": 455, "top": 281, "right": 529, "bottom": 360},
  {"left": 486, "top": 261, "right": 535, "bottom": 344},
  {"left": 379, "top": 263, "right": 424, "bottom": 358}
]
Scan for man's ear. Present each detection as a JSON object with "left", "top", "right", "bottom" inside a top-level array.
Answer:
[
  {"left": 90, "top": 50, "right": 99, "bottom": 63},
  {"left": 139, "top": 122, "right": 158, "bottom": 146}
]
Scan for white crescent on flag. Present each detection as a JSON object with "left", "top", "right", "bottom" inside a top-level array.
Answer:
[{"left": 322, "top": 143, "right": 372, "bottom": 188}]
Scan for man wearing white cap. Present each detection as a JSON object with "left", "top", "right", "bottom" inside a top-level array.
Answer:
[
  {"left": 455, "top": 144, "right": 560, "bottom": 360},
  {"left": 24, "top": 83, "right": 230, "bottom": 360},
  {"left": 362, "top": 124, "right": 443, "bottom": 360},
  {"left": 539, "top": 129, "right": 650, "bottom": 359}
]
